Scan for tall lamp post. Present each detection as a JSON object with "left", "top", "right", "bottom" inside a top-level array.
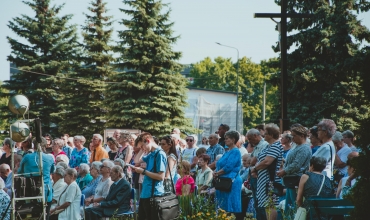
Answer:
[{"left": 216, "top": 42, "right": 240, "bottom": 132}]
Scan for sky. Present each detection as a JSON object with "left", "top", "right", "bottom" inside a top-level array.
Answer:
[{"left": 0, "top": 0, "right": 369, "bottom": 81}]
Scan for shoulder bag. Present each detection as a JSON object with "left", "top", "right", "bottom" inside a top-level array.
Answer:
[
  {"left": 150, "top": 150, "right": 180, "bottom": 220},
  {"left": 294, "top": 174, "right": 326, "bottom": 220},
  {"left": 213, "top": 172, "right": 238, "bottom": 192}
]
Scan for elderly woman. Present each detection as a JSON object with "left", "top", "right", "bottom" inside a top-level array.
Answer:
[
  {"left": 214, "top": 130, "right": 243, "bottom": 218},
  {"left": 198, "top": 136, "right": 210, "bottom": 149},
  {"left": 0, "top": 178, "right": 10, "bottom": 220},
  {"left": 85, "top": 160, "right": 113, "bottom": 207},
  {"left": 82, "top": 161, "right": 103, "bottom": 198},
  {"left": 51, "top": 168, "right": 82, "bottom": 220},
  {"left": 51, "top": 166, "right": 67, "bottom": 210},
  {"left": 107, "top": 137, "right": 121, "bottom": 160},
  {"left": 313, "top": 119, "right": 336, "bottom": 178},
  {"left": 51, "top": 138, "right": 67, "bottom": 159},
  {"left": 280, "top": 133, "right": 292, "bottom": 159},
  {"left": 0, "top": 138, "right": 13, "bottom": 166},
  {"left": 277, "top": 125, "right": 312, "bottom": 216},
  {"left": 175, "top": 161, "right": 195, "bottom": 195},
  {"left": 309, "top": 126, "right": 322, "bottom": 154},
  {"left": 250, "top": 123, "right": 283, "bottom": 220},
  {"left": 196, "top": 154, "right": 213, "bottom": 191},
  {"left": 297, "top": 157, "right": 332, "bottom": 219},
  {"left": 55, "top": 154, "right": 69, "bottom": 166},
  {"left": 69, "top": 135, "right": 90, "bottom": 169},
  {"left": 117, "top": 131, "right": 134, "bottom": 181},
  {"left": 76, "top": 163, "right": 93, "bottom": 190}
]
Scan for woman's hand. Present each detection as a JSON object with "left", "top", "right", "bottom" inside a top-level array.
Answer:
[
  {"left": 93, "top": 202, "right": 100, "bottom": 207},
  {"left": 132, "top": 167, "right": 144, "bottom": 174},
  {"left": 276, "top": 169, "right": 286, "bottom": 177}
]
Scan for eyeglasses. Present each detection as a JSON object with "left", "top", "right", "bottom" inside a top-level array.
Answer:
[{"left": 186, "top": 139, "right": 193, "bottom": 142}]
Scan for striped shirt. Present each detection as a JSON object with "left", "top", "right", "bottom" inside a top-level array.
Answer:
[{"left": 256, "top": 141, "right": 283, "bottom": 208}]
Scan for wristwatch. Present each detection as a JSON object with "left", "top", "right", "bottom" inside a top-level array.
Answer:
[{"left": 142, "top": 169, "right": 146, "bottom": 175}]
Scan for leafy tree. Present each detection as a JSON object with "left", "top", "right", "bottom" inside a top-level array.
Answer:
[
  {"left": 273, "top": 0, "right": 370, "bottom": 131},
  {"left": 105, "top": 0, "right": 194, "bottom": 136},
  {"left": 2, "top": 0, "right": 80, "bottom": 135},
  {"left": 0, "top": 82, "right": 10, "bottom": 143},
  {"left": 55, "top": 0, "right": 115, "bottom": 139},
  {"left": 189, "top": 56, "right": 279, "bottom": 131}
]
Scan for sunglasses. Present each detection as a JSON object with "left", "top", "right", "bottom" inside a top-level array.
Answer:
[{"left": 186, "top": 139, "right": 193, "bottom": 142}]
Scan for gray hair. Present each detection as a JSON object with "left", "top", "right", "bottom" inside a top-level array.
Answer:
[
  {"left": 56, "top": 154, "right": 69, "bottom": 165},
  {"left": 310, "top": 156, "right": 327, "bottom": 172},
  {"left": 4, "top": 138, "right": 14, "bottom": 147},
  {"left": 103, "top": 160, "right": 115, "bottom": 169},
  {"left": 91, "top": 161, "right": 103, "bottom": 172},
  {"left": 93, "top": 134, "right": 103, "bottom": 142},
  {"left": 114, "top": 158, "right": 125, "bottom": 168},
  {"left": 65, "top": 168, "right": 78, "bottom": 179},
  {"left": 56, "top": 162, "right": 69, "bottom": 170},
  {"left": 246, "top": 128, "right": 261, "bottom": 137},
  {"left": 225, "top": 130, "right": 240, "bottom": 144},
  {"left": 54, "top": 165, "right": 65, "bottom": 177},
  {"left": 0, "top": 178, "right": 5, "bottom": 190},
  {"left": 209, "top": 134, "right": 219, "bottom": 140},
  {"left": 79, "top": 163, "right": 90, "bottom": 174},
  {"left": 0, "top": 164, "right": 10, "bottom": 170},
  {"left": 53, "top": 138, "right": 64, "bottom": 149},
  {"left": 342, "top": 130, "right": 354, "bottom": 139},
  {"left": 332, "top": 131, "right": 343, "bottom": 142},
  {"left": 74, "top": 135, "right": 86, "bottom": 144},
  {"left": 281, "top": 133, "right": 293, "bottom": 142},
  {"left": 112, "top": 165, "right": 124, "bottom": 178},
  {"left": 318, "top": 119, "right": 337, "bottom": 138}
]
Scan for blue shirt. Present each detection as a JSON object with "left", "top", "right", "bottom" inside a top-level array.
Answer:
[
  {"left": 18, "top": 152, "right": 55, "bottom": 202},
  {"left": 206, "top": 144, "right": 225, "bottom": 164},
  {"left": 81, "top": 175, "right": 102, "bottom": 198},
  {"left": 141, "top": 148, "right": 167, "bottom": 199},
  {"left": 62, "top": 145, "right": 73, "bottom": 159}
]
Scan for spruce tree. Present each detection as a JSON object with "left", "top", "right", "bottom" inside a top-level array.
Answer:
[
  {"left": 56, "top": 0, "right": 115, "bottom": 139},
  {"left": 275, "top": 0, "right": 370, "bottom": 130},
  {"left": 3, "top": 0, "right": 79, "bottom": 135},
  {"left": 106, "top": 0, "right": 194, "bottom": 136}
]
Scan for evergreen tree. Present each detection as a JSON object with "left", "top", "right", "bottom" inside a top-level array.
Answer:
[
  {"left": 275, "top": 0, "right": 370, "bottom": 130},
  {"left": 3, "top": 0, "right": 79, "bottom": 135},
  {"left": 189, "top": 56, "right": 279, "bottom": 130},
  {"left": 105, "top": 0, "right": 194, "bottom": 136},
  {"left": 56, "top": 0, "right": 115, "bottom": 139}
]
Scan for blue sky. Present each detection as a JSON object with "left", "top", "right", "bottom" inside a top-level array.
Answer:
[{"left": 0, "top": 0, "right": 369, "bottom": 81}]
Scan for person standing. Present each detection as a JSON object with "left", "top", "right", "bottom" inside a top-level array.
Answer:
[
  {"left": 218, "top": 124, "right": 230, "bottom": 148},
  {"left": 89, "top": 134, "right": 109, "bottom": 163},
  {"left": 61, "top": 134, "right": 73, "bottom": 159},
  {"left": 206, "top": 134, "right": 225, "bottom": 170},
  {"left": 342, "top": 130, "right": 357, "bottom": 152},
  {"left": 180, "top": 135, "right": 198, "bottom": 170},
  {"left": 333, "top": 132, "right": 352, "bottom": 177},
  {"left": 131, "top": 132, "right": 167, "bottom": 220},
  {"left": 0, "top": 138, "right": 13, "bottom": 167},
  {"left": 69, "top": 135, "right": 90, "bottom": 169}
]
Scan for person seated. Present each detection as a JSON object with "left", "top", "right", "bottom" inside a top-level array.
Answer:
[
  {"left": 175, "top": 161, "right": 195, "bottom": 196},
  {"left": 85, "top": 165, "right": 132, "bottom": 219},
  {"left": 55, "top": 154, "right": 69, "bottom": 166},
  {"left": 196, "top": 154, "right": 213, "bottom": 192},
  {"left": 82, "top": 162, "right": 103, "bottom": 198},
  {"left": 76, "top": 163, "right": 93, "bottom": 190},
  {"left": 0, "top": 164, "right": 12, "bottom": 194},
  {"left": 84, "top": 160, "right": 113, "bottom": 207},
  {"left": 51, "top": 166, "right": 67, "bottom": 210},
  {"left": 0, "top": 178, "right": 11, "bottom": 219},
  {"left": 296, "top": 156, "right": 333, "bottom": 219},
  {"left": 336, "top": 155, "right": 359, "bottom": 199}
]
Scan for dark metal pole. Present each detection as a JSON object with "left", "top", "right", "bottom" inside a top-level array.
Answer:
[{"left": 280, "top": 0, "right": 289, "bottom": 133}]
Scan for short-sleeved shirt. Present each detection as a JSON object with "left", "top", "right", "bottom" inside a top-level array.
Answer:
[
  {"left": 181, "top": 147, "right": 198, "bottom": 164},
  {"left": 312, "top": 141, "right": 335, "bottom": 178},
  {"left": 196, "top": 167, "right": 213, "bottom": 187},
  {"left": 251, "top": 139, "right": 269, "bottom": 158},
  {"left": 336, "top": 145, "right": 352, "bottom": 175},
  {"left": 58, "top": 181, "right": 82, "bottom": 220},
  {"left": 69, "top": 147, "right": 90, "bottom": 168},
  {"left": 141, "top": 148, "right": 167, "bottom": 198},
  {"left": 89, "top": 145, "right": 109, "bottom": 163},
  {"left": 206, "top": 144, "right": 225, "bottom": 164}
]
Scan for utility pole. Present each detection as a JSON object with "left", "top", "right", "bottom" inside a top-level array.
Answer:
[{"left": 254, "top": 0, "right": 311, "bottom": 132}]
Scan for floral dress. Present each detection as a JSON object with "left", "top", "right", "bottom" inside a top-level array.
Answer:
[
  {"left": 0, "top": 190, "right": 10, "bottom": 220},
  {"left": 69, "top": 147, "right": 90, "bottom": 168}
]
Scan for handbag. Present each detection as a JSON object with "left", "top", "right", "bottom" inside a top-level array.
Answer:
[
  {"left": 283, "top": 175, "right": 301, "bottom": 189},
  {"left": 213, "top": 173, "right": 238, "bottom": 192},
  {"left": 294, "top": 174, "right": 326, "bottom": 220},
  {"left": 150, "top": 150, "right": 180, "bottom": 220}
]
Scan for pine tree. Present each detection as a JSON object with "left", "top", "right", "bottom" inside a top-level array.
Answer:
[
  {"left": 56, "top": 0, "right": 115, "bottom": 139},
  {"left": 105, "top": 0, "right": 194, "bottom": 136},
  {"left": 3, "top": 0, "right": 80, "bottom": 135},
  {"left": 275, "top": 0, "right": 370, "bottom": 130}
]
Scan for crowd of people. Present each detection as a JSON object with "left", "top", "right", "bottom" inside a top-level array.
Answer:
[{"left": 0, "top": 119, "right": 361, "bottom": 220}]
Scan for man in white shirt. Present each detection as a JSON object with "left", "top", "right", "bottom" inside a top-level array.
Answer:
[
  {"left": 342, "top": 130, "right": 357, "bottom": 152},
  {"left": 333, "top": 132, "right": 352, "bottom": 176}
]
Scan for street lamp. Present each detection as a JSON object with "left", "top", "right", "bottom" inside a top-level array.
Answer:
[{"left": 216, "top": 42, "right": 240, "bottom": 132}]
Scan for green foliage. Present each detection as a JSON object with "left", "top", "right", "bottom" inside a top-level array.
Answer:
[
  {"left": 0, "top": 81, "right": 10, "bottom": 143},
  {"left": 105, "top": 0, "right": 194, "bottom": 136},
  {"left": 55, "top": 0, "right": 115, "bottom": 140},
  {"left": 2, "top": 0, "right": 80, "bottom": 135},
  {"left": 189, "top": 57, "right": 279, "bottom": 131},
  {"left": 273, "top": 0, "right": 370, "bottom": 130}
]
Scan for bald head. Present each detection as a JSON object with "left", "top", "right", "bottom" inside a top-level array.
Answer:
[{"left": 0, "top": 164, "right": 11, "bottom": 179}]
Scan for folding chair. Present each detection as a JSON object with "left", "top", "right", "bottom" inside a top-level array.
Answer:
[
  {"left": 80, "top": 194, "right": 85, "bottom": 220},
  {"left": 114, "top": 188, "right": 137, "bottom": 220}
]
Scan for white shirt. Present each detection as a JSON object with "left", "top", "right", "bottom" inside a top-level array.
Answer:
[
  {"left": 313, "top": 141, "right": 336, "bottom": 178},
  {"left": 58, "top": 181, "right": 82, "bottom": 220},
  {"left": 52, "top": 178, "right": 67, "bottom": 209},
  {"left": 336, "top": 145, "right": 352, "bottom": 175}
]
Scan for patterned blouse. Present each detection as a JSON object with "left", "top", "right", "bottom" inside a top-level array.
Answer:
[
  {"left": 0, "top": 190, "right": 10, "bottom": 220},
  {"left": 69, "top": 147, "right": 90, "bottom": 168}
]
